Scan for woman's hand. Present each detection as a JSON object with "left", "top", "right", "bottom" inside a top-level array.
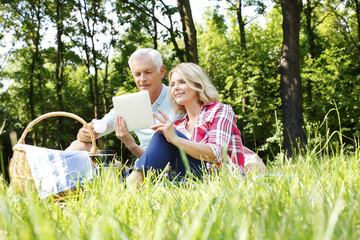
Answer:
[{"left": 151, "top": 109, "right": 178, "bottom": 144}]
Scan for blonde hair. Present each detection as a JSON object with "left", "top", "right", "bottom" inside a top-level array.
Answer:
[{"left": 168, "top": 63, "right": 219, "bottom": 114}]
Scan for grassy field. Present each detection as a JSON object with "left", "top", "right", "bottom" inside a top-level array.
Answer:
[
  {"left": 0, "top": 147, "right": 359, "bottom": 240},
  {"left": 0, "top": 123, "right": 359, "bottom": 240}
]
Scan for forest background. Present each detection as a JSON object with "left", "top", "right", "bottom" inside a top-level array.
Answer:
[{"left": 0, "top": 0, "right": 359, "bottom": 180}]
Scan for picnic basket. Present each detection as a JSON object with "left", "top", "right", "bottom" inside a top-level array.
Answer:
[{"left": 9, "top": 111, "right": 98, "bottom": 196}]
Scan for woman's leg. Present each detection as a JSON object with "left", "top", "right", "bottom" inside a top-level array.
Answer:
[{"left": 134, "top": 131, "right": 205, "bottom": 178}]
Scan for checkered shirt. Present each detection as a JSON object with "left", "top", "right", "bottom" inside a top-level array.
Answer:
[{"left": 174, "top": 101, "right": 245, "bottom": 168}]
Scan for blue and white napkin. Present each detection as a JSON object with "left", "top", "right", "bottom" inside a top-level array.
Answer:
[{"left": 24, "top": 145, "right": 94, "bottom": 198}]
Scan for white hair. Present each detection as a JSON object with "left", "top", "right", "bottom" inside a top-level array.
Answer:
[{"left": 128, "top": 48, "right": 163, "bottom": 72}]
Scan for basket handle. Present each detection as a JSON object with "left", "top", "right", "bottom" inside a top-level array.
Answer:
[{"left": 18, "top": 111, "right": 98, "bottom": 154}]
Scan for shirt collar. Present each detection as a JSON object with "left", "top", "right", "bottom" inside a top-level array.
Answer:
[
  {"left": 201, "top": 101, "right": 214, "bottom": 109},
  {"left": 180, "top": 101, "right": 214, "bottom": 122},
  {"left": 153, "top": 84, "right": 167, "bottom": 107}
]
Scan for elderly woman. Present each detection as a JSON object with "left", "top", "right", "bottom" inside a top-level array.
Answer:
[{"left": 116, "top": 63, "right": 245, "bottom": 184}]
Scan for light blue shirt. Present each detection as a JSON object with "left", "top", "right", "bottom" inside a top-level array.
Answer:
[{"left": 102, "top": 84, "right": 180, "bottom": 148}]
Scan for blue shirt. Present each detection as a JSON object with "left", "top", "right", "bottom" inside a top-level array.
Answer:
[{"left": 102, "top": 84, "right": 180, "bottom": 148}]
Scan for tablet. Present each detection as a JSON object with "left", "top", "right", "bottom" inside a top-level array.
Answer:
[{"left": 112, "top": 91, "right": 154, "bottom": 131}]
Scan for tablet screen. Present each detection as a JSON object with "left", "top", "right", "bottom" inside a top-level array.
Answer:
[{"left": 112, "top": 91, "right": 154, "bottom": 131}]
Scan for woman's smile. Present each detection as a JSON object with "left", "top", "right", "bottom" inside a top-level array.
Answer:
[
  {"left": 170, "top": 72, "right": 198, "bottom": 105},
  {"left": 174, "top": 91, "right": 184, "bottom": 99}
]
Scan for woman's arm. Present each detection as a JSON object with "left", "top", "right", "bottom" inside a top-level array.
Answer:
[
  {"left": 170, "top": 136, "right": 216, "bottom": 162},
  {"left": 151, "top": 109, "right": 216, "bottom": 162}
]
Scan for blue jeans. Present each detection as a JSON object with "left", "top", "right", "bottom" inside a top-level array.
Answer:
[{"left": 134, "top": 130, "right": 206, "bottom": 179}]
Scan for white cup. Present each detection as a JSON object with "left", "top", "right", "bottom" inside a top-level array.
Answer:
[{"left": 93, "top": 119, "right": 107, "bottom": 133}]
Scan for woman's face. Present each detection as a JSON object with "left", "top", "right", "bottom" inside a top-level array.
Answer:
[{"left": 170, "top": 72, "right": 198, "bottom": 106}]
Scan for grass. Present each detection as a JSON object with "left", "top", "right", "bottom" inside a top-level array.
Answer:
[
  {"left": 1, "top": 107, "right": 359, "bottom": 239},
  {"left": 0, "top": 146, "right": 359, "bottom": 239}
]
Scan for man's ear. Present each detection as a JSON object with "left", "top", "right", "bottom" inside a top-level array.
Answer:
[{"left": 160, "top": 65, "right": 166, "bottom": 78}]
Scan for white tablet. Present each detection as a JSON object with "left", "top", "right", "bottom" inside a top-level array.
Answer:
[{"left": 112, "top": 91, "right": 154, "bottom": 131}]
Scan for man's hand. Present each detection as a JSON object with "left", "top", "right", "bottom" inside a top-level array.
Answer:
[
  {"left": 114, "top": 115, "right": 136, "bottom": 148},
  {"left": 77, "top": 122, "right": 99, "bottom": 142}
]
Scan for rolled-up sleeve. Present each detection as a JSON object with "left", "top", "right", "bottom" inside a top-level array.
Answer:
[
  {"left": 207, "top": 105, "right": 235, "bottom": 163},
  {"left": 102, "top": 108, "right": 116, "bottom": 128}
]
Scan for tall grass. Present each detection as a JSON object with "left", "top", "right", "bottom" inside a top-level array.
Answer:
[
  {"left": 0, "top": 112, "right": 359, "bottom": 239},
  {"left": 0, "top": 147, "right": 359, "bottom": 239}
]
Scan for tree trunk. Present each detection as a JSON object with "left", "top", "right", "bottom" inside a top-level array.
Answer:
[
  {"left": 89, "top": 3, "right": 100, "bottom": 119},
  {"left": 102, "top": 55, "right": 109, "bottom": 115},
  {"left": 280, "top": 0, "right": 306, "bottom": 156},
  {"left": 33, "top": 4, "right": 46, "bottom": 147},
  {"left": 38, "top": 72, "right": 47, "bottom": 147},
  {"left": 55, "top": 0, "right": 65, "bottom": 112},
  {"left": 162, "top": 2, "right": 184, "bottom": 62},
  {"left": 124, "top": 0, "right": 185, "bottom": 61},
  {"left": 177, "top": 0, "right": 198, "bottom": 63},
  {"left": 151, "top": 2, "right": 158, "bottom": 49},
  {"left": 29, "top": 3, "right": 44, "bottom": 146},
  {"left": 29, "top": 56, "right": 36, "bottom": 122},
  {"left": 55, "top": 0, "right": 65, "bottom": 147},
  {"left": 355, "top": 0, "right": 360, "bottom": 70},
  {"left": 236, "top": 0, "right": 246, "bottom": 53},
  {"left": 236, "top": 0, "right": 248, "bottom": 111},
  {"left": 77, "top": 0, "right": 97, "bottom": 118},
  {"left": 91, "top": 43, "right": 99, "bottom": 119},
  {"left": 305, "top": 0, "right": 314, "bottom": 103},
  {"left": 236, "top": 0, "right": 249, "bottom": 146}
]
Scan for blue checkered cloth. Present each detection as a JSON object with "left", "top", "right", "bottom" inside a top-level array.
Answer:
[{"left": 24, "top": 145, "right": 95, "bottom": 198}]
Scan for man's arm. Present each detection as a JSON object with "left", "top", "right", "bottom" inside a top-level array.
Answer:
[
  {"left": 123, "top": 140, "right": 145, "bottom": 159},
  {"left": 77, "top": 121, "right": 99, "bottom": 142},
  {"left": 95, "top": 123, "right": 114, "bottom": 139},
  {"left": 114, "top": 115, "right": 145, "bottom": 158},
  {"left": 77, "top": 119, "right": 115, "bottom": 142}
]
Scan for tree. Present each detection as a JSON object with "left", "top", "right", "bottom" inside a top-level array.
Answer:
[
  {"left": 356, "top": 0, "right": 360, "bottom": 68},
  {"left": 65, "top": 0, "right": 120, "bottom": 120},
  {"left": 331, "top": 0, "right": 360, "bottom": 70},
  {"left": 301, "top": 0, "right": 360, "bottom": 145},
  {"left": 1, "top": 0, "right": 51, "bottom": 146},
  {"left": 44, "top": 0, "right": 76, "bottom": 147},
  {"left": 304, "top": 0, "right": 318, "bottom": 103},
  {"left": 177, "top": 0, "right": 198, "bottom": 63},
  {"left": 279, "top": 0, "right": 306, "bottom": 156},
  {"left": 230, "top": 0, "right": 249, "bottom": 115},
  {"left": 120, "top": 0, "right": 185, "bottom": 61}
]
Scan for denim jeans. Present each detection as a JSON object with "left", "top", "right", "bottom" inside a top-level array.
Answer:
[{"left": 135, "top": 130, "right": 205, "bottom": 179}]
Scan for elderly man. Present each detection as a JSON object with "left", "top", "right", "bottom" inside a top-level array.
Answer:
[{"left": 67, "top": 48, "right": 178, "bottom": 158}]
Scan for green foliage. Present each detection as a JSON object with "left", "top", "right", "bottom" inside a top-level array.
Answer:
[
  {"left": 300, "top": 0, "right": 360, "bottom": 145},
  {"left": 0, "top": 0, "right": 359, "bottom": 163},
  {"left": 197, "top": 6, "right": 283, "bottom": 158},
  {"left": 302, "top": 46, "right": 360, "bottom": 139}
]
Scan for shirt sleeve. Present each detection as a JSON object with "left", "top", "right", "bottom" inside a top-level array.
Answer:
[
  {"left": 102, "top": 108, "right": 116, "bottom": 129},
  {"left": 207, "top": 104, "right": 236, "bottom": 163}
]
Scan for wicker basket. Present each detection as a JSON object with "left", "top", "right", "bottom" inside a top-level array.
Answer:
[{"left": 9, "top": 111, "right": 98, "bottom": 196}]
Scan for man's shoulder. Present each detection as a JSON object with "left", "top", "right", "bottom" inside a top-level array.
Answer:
[
  {"left": 162, "top": 84, "right": 169, "bottom": 91},
  {"left": 156, "top": 84, "right": 170, "bottom": 106}
]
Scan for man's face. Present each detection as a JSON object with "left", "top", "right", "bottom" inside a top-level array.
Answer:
[{"left": 130, "top": 55, "right": 165, "bottom": 97}]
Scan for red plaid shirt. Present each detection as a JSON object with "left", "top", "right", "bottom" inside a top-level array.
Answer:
[{"left": 174, "top": 101, "right": 245, "bottom": 168}]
